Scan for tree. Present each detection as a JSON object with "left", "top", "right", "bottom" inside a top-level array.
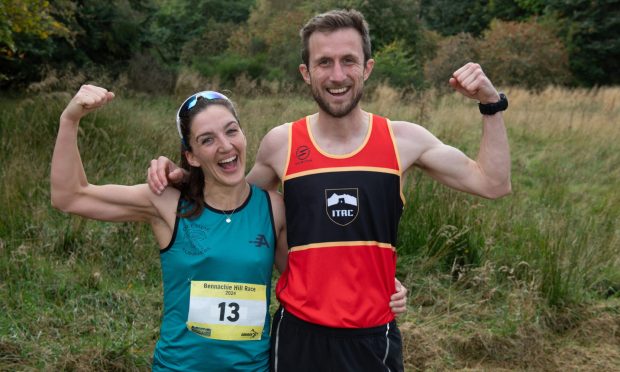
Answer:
[
  {"left": 420, "top": 0, "right": 491, "bottom": 36},
  {"left": 0, "top": 0, "right": 71, "bottom": 53},
  {"left": 547, "top": 0, "right": 620, "bottom": 86},
  {"left": 0, "top": 0, "right": 77, "bottom": 86},
  {"left": 419, "top": 0, "right": 543, "bottom": 36}
]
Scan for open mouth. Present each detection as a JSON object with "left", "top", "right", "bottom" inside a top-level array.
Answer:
[
  {"left": 218, "top": 155, "right": 238, "bottom": 170},
  {"left": 327, "top": 87, "right": 350, "bottom": 96}
]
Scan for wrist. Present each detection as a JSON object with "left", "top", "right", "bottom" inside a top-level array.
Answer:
[
  {"left": 479, "top": 92, "right": 501, "bottom": 105},
  {"left": 478, "top": 93, "right": 508, "bottom": 115},
  {"left": 60, "top": 108, "right": 82, "bottom": 124}
]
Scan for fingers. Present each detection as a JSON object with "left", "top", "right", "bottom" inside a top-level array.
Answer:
[
  {"left": 451, "top": 62, "right": 499, "bottom": 103},
  {"left": 76, "top": 85, "right": 114, "bottom": 109},
  {"left": 169, "top": 168, "right": 184, "bottom": 183},
  {"left": 390, "top": 278, "right": 408, "bottom": 316},
  {"left": 451, "top": 63, "right": 483, "bottom": 96},
  {"left": 62, "top": 85, "right": 114, "bottom": 122},
  {"left": 390, "top": 299, "right": 407, "bottom": 315},
  {"left": 147, "top": 157, "right": 169, "bottom": 195}
]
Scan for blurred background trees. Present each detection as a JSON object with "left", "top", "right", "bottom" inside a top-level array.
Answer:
[{"left": 1, "top": 0, "right": 618, "bottom": 92}]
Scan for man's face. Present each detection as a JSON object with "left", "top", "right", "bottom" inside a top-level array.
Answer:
[{"left": 300, "top": 28, "right": 374, "bottom": 118}]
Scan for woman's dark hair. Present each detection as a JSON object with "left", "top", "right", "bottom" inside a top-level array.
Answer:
[{"left": 176, "top": 96, "right": 241, "bottom": 219}]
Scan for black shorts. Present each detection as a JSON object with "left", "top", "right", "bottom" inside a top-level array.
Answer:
[{"left": 270, "top": 307, "right": 404, "bottom": 372}]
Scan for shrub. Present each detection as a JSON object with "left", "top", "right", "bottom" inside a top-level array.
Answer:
[
  {"left": 478, "top": 19, "right": 571, "bottom": 90},
  {"left": 126, "top": 52, "right": 176, "bottom": 94},
  {"left": 193, "top": 53, "right": 268, "bottom": 86}
]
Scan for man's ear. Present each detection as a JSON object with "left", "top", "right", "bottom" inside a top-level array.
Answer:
[
  {"left": 363, "top": 58, "right": 375, "bottom": 81},
  {"left": 299, "top": 64, "right": 311, "bottom": 85},
  {"left": 184, "top": 151, "right": 200, "bottom": 168}
]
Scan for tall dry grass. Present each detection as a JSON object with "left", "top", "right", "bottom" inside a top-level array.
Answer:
[{"left": 0, "top": 86, "right": 618, "bottom": 370}]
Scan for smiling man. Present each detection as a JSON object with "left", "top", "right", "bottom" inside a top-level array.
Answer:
[
  {"left": 148, "top": 8, "right": 511, "bottom": 372},
  {"left": 250, "top": 9, "right": 510, "bottom": 372}
]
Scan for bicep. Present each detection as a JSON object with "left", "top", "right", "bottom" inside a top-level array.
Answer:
[
  {"left": 247, "top": 125, "right": 287, "bottom": 191},
  {"left": 417, "top": 144, "right": 481, "bottom": 193},
  {"left": 394, "top": 121, "right": 481, "bottom": 194},
  {"left": 59, "top": 183, "right": 158, "bottom": 222},
  {"left": 247, "top": 161, "right": 279, "bottom": 191}
]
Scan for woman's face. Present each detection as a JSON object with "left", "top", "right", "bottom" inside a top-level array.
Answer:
[{"left": 184, "top": 104, "right": 247, "bottom": 188}]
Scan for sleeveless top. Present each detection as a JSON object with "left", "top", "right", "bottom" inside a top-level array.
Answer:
[
  {"left": 153, "top": 185, "right": 276, "bottom": 371},
  {"left": 276, "top": 114, "right": 404, "bottom": 328}
]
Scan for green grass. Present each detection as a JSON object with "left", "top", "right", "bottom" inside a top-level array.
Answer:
[{"left": 1, "top": 87, "right": 619, "bottom": 370}]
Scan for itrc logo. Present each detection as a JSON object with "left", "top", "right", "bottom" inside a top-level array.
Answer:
[{"left": 325, "top": 188, "right": 359, "bottom": 226}]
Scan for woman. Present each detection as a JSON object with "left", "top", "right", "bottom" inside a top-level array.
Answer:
[{"left": 51, "top": 85, "right": 287, "bottom": 371}]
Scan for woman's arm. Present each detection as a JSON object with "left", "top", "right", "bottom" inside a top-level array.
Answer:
[{"left": 50, "top": 85, "right": 169, "bottom": 223}]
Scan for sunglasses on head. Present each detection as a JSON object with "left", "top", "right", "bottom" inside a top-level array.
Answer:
[{"left": 175, "top": 91, "right": 231, "bottom": 139}]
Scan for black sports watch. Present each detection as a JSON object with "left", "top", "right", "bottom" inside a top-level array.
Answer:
[{"left": 478, "top": 93, "right": 508, "bottom": 115}]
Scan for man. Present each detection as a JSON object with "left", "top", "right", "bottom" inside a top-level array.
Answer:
[{"left": 149, "top": 9, "right": 510, "bottom": 372}]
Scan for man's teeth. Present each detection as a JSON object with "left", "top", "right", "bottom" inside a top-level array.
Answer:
[
  {"left": 219, "top": 156, "right": 237, "bottom": 164},
  {"left": 329, "top": 87, "right": 348, "bottom": 94}
]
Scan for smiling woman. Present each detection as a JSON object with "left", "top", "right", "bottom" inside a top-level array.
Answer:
[
  {"left": 175, "top": 92, "right": 249, "bottom": 219},
  {"left": 50, "top": 85, "right": 288, "bottom": 371}
]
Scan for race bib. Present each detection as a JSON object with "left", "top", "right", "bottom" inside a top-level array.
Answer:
[{"left": 186, "top": 281, "right": 267, "bottom": 341}]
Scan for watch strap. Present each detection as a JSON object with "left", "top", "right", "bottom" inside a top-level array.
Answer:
[{"left": 478, "top": 93, "right": 508, "bottom": 115}]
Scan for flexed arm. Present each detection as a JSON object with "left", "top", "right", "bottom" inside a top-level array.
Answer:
[
  {"left": 51, "top": 85, "right": 168, "bottom": 223},
  {"left": 396, "top": 63, "right": 511, "bottom": 199}
]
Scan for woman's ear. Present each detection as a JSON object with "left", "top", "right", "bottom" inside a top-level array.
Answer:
[{"left": 184, "top": 150, "right": 200, "bottom": 168}]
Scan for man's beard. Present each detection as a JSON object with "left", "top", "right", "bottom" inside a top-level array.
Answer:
[{"left": 310, "top": 82, "right": 364, "bottom": 118}]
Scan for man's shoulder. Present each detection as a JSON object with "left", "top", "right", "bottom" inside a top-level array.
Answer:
[
  {"left": 388, "top": 119, "right": 428, "bottom": 135},
  {"left": 267, "top": 121, "right": 292, "bottom": 135}
]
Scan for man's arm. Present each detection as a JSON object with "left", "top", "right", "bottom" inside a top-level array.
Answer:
[
  {"left": 395, "top": 63, "right": 511, "bottom": 199},
  {"left": 147, "top": 156, "right": 186, "bottom": 195},
  {"left": 268, "top": 190, "right": 288, "bottom": 273},
  {"left": 246, "top": 124, "right": 289, "bottom": 191}
]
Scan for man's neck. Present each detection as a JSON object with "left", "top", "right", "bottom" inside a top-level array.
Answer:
[{"left": 310, "top": 107, "right": 371, "bottom": 155}]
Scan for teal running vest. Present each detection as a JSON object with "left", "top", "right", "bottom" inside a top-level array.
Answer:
[{"left": 153, "top": 185, "right": 276, "bottom": 371}]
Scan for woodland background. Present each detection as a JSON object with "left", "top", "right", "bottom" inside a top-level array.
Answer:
[
  {"left": 1, "top": 0, "right": 619, "bottom": 93},
  {"left": 1, "top": 0, "right": 619, "bottom": 370}
]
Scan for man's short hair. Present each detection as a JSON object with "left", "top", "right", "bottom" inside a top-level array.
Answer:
[{"left": 299, "top": 9, "right": 372, "bottom": 67}]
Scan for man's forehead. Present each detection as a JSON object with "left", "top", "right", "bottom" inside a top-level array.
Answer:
[{"left": 307, "top": 28, "right": 364, "bottom": 58}]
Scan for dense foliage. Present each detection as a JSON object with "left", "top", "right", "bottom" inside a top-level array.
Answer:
[{"left": 1, "top": 0, "right": 618, "bottom": 91}]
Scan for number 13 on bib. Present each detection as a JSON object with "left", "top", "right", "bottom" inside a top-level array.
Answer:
[{"left": 186, "top": 281, "right": 267, "bottom": 341}]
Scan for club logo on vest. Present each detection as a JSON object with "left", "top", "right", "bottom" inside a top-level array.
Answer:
[
  {"left": 294, "top": 145, "right": 311, "bottom": 165},
  {"left": 296, "top": 145, "right": 310, "bottom": 160},
  {"left": 183, "top": 224, "right": 211, "bottom": 255},
  {"left": 325, "top": 188, "right": 359, "bottom": 226},
  {"left": 249, "top": 234, "right": 270, "bottom": 248}
]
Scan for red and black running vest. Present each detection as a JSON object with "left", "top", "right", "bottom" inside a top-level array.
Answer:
[{"left": 276, "top": 114, "right": 404, "bottom": 328}]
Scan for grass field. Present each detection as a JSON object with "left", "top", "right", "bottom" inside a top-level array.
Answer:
[{"left": 1, "top": 86, "right": 618, "bottom": 370}]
